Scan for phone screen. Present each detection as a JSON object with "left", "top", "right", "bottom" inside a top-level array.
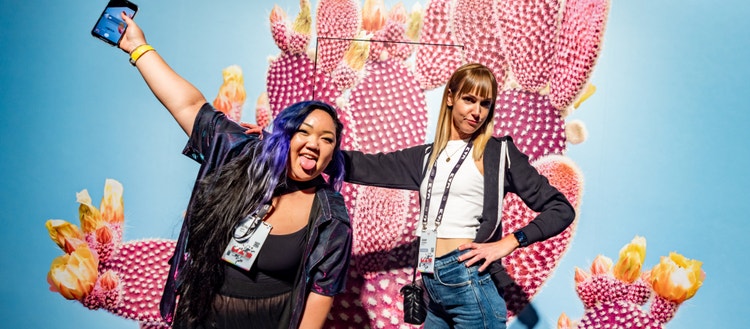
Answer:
[{"left": 91, "top": 0, "right": 138, "bottom": 46}]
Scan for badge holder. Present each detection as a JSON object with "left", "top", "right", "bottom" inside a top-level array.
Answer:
[
  {"left": 222, "top": 204, "right": 272, "bottom": 271},
  {"left": 417, "top": 229, "right": 437, "bottom": 273}
]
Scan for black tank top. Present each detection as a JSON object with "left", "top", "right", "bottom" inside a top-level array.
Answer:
[
  {"left": 221, "top": 225, "right": 308, "bottom": 298},
  {"left": 221, "top": 179, "right": 322, "bottom": 298}
]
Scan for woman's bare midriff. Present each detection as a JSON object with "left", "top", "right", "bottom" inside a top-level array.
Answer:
[{"left": 436, "top": 238, "right": 474, "bottom": 257}]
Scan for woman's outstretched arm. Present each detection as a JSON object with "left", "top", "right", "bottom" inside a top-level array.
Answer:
[{"left": 118, "top": 13, "right": 206, "bottom": 136}]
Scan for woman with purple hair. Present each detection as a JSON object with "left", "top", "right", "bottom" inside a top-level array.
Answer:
[{"left": 117, "top": 14, "right": 352, "bottom": 329}]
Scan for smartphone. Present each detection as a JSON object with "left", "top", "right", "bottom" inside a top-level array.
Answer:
[{"left": 91, "top": 0, "right": 138, "bottom": 46}]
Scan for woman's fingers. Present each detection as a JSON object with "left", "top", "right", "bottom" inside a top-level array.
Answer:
[{"left": 457, "top": 241, "right": 503, "bottom": 272}]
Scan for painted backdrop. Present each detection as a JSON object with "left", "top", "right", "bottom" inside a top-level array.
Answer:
[{"left": 1, "top": 0, "right": 748, "bottom": 328}]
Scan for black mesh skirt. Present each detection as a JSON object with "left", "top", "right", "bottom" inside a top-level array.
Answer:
[{"left": 172, "top": 291, "right": 292, "bottom": 329}]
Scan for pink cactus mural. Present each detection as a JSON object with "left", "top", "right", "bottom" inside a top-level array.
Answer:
[
  {"left": 261, "top": 0, "right": 601, "bottom": 326},
  {"left": 44, "top": 0, "right": 621, "bottom": 328},
  {"left": 557, "top": 237, "right": 705, "bottom": 329}
]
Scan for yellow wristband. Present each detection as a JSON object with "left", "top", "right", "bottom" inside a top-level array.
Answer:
[{"left": 129, "top": 44, "right": 155, "bottom": 66}]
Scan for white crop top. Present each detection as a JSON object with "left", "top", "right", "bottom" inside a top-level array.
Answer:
[{"left": 418, "top": 139, "right": 484, "bottom": 239}]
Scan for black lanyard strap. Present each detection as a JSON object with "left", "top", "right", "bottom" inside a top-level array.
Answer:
[
  {"left": 233, "top": 203, "right": 272, "bottom": 241},
  {"left": 421, "top": 140, "right": 473, "bottom": 230}
]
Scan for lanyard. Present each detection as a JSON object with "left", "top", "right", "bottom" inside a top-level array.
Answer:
[
  {"left": 233, "top": 203, "right": 272, "bottom": 241},
  {"left": 421, "top": 140, "right": 473, "bottom": 231}
]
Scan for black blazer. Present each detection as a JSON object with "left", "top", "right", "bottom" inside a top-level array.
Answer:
[{"left": 343, "top": 136, "right": 575, "bottom": 287}]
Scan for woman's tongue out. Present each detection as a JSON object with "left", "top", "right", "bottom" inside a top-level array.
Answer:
[{"left": 300, "top": 155, "right": 317, "bottom": 171}]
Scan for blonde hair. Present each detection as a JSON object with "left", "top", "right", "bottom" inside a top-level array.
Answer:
[{"left": 428, "top": 63, "right": 498, "bottom": 167}]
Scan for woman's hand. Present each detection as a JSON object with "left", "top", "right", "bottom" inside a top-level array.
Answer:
[
  {"left": 240, "top": 122, "right": 264, "bottom": 139},
  {"left": 118, "top": 12, "right": 147, "bottom": 54},
  {"left": 457, "top": 234, "right": 520, "bottom": 272}
]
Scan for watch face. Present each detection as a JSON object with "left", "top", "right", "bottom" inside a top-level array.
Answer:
[{"left": 514, "top": 231, "right": 529, "bottom": 247}]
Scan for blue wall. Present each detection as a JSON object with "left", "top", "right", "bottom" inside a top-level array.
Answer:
[{"left": 1, "top": 0, "right": 747, "bottom": 327}]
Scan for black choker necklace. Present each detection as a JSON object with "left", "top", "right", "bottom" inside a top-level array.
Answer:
[{"left": 274, "top": 176, "right": 326, "bottom": 196}]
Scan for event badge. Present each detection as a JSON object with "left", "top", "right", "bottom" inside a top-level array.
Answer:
[
  {"left": 417, "top": 229, "right": 437, "bottom": 273},
  {"left": 222, "top": 221, "right": 272, "bottom": 271}
]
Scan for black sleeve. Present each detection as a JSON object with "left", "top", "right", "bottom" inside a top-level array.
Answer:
[
  {"left": 309, "top": 209, "right": 352, "bottom": 296},
  {"left": 505, "top": 139, "right": 575, "bottom": 244},
  {"left": 342, "top": 145, "right": 430, "bottom": 191},
  {"left": 182, "top": 103, "right": 256, "bottom": 164}
]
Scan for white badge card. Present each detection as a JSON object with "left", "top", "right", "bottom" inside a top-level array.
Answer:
[
  {"left": 417, "top": 230, "right": 437, "bottom": 273},
  {"left": 221, "top": 222, "right": 272, "bottom": 271}
]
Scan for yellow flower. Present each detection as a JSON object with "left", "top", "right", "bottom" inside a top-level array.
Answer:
[
  {"left": 590, "top": 255, "right": 613, "bottom": 275},
  {"left": 47, "top": 245, "right": 99, "bottom": 300},
  {"left": 650, "top": 252, "right": 704, "bottom": 303},
  {"left": 100, "top": 179, "right": 124, "bottom": 225},
  {"left": 77, "top": 189, "right": 103, "bottom": 233},
  {"left": 613, "top": 236, "right": 647, "bottom": 283},
  {"left": 573, "top": 83, "right": 597, "bottom": 109},
  {"left": 45, "top": 219, "right": 85, "bottom": 253},
  {"left": 343, "top": 31, "right": 372, "bottom": 71},
  {"left": 292, "top": 0, "right": 311, "bottom": 35},
  {"left": 405, "top": 3, "right": 423, "bottom": 42}
]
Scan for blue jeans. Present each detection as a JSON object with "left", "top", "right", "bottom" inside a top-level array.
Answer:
[{"left": 421, "top": 249, "right": 507, "bottom": 329}]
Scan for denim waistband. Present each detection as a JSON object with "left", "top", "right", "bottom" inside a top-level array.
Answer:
[{"left": 434, "top": 248, "right": 470, "bottom": 267}]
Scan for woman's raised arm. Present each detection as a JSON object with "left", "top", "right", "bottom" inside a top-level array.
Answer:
[{"left": 118, "top": 13, "right": 206, "bottom": 136}]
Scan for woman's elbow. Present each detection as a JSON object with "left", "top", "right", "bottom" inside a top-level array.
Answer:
[{"left": 565, "top": 204, "right": 576, "bottom": 226}]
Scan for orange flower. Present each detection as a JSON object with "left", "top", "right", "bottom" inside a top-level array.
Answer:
[
  {"left": 270, "top": 4, "right": 286, "bottom": 25},
  {"left": 100, "top": 179, "right": 124, "bottom": 225},
  {"left": 590, "top": 255, "right": 613, "bottom": 275},
  {"left": 613, "top": 236, "right": 646, "bottom": 283},
  {"left": 649, "top": 252, "right": 704, "bottom": 303},
  {"left": 45, "top": 219, "right": 85, "bottom": 253},
  {"left": 640, "top": 269, "right": 652, "bottom": 282},
  {"left": 47, "top": 245, "right": 99, "bottom": 300},
  {"left": 99, "top": 270, "right": 120, "bottom": 291},
  {"left": 95, "top": 225, "right": 114, "bottom": 245},
  {"left": 574, "top": 266, "right": 591, "bottom": 283},
  {"left": 212, "top": 65, "right": 247, "bottom": 122},
  {"left": 387, "top": 3, "right": 407, "bottom": 24},
  {"left": 557, "top": 312, "right": 573, "bottom": 329},
  {"left": 362, "top": 0, "right": 386, "bottom": 32}
]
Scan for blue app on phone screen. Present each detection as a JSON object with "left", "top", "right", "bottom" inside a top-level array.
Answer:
[{"left": 92, "top": 1, "right": 138, "bottom": 46}]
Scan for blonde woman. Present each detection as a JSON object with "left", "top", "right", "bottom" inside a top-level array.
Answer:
[{"left": 343, "top": 63, "right": 575, "bottom": 328}]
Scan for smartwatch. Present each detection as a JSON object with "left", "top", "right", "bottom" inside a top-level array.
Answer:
[{"left": 513, "top": 230, "right": 529, "bottom": 247}]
